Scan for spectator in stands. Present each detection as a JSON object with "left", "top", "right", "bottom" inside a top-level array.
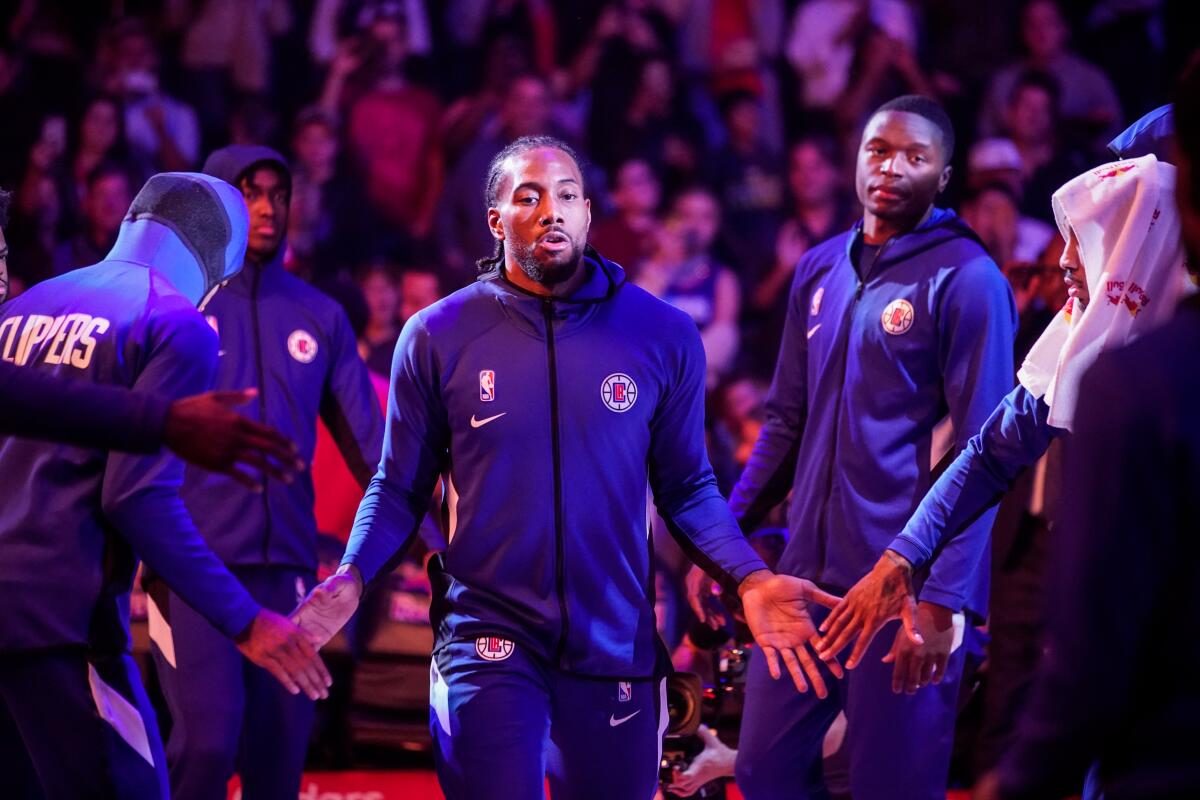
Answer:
[
  {"left": 175, "top": 0, "right": 294, "bottom": 152},
  {"left": 98, "top": 19, "right": 201, "bottom": 172},
  {"left": 336, "top": 8, "right": 442, "bottom": 244},
  {"left": 357, "top": 260, "right": 403, "bottom": 377},
  {"left": 590, "top": 157, "right": 662, "bottom": 271},
  {"left": 596, "top": 55, "right": 704, "bottom": 193},
  {"left": 1001, "top": 70, "right": 1089, "bottom": 223},
  {"left": 569, "top": 1, "right": 674, "bottom": 171},
  {"left": 288, "top": 107, "right": 364, "bottom": 277},
  {"left": 960, "top": 182, "right": 1054, "bottom": 267},
  {"left": 708, "top": 90, "right": 785, "bottom": 287},
  {"left": 397, "top": 265, "right": 442, "bottom": 324},
  {"left": 677, "top": 0, "right": 787, "bottom": 155},
  {"left": 785, "top": 0, "right": 928, "bottom": 135},
  {"left": 744, "top": 134, "right": 854, "bottom": 376},
  {"left": 979, "top": 0, "right": 1122, "bottom": 148},
  {"left": 637, "top": 186, "right": 740, "bottom": 384},
  {"left": 51, "top": 161, "right": 135, "bottom": 275}
]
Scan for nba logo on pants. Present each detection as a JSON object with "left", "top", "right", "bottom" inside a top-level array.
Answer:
[
  {"left": 479, "top": 370, "right": 496, "bottom": 402},
  {"left": 618, "top": 682, "right": 632, "bottom": 703}
]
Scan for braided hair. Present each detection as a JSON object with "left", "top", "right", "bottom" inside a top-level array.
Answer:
[{"left": 476, "top": 135, "right": 587, "bottom": 274}]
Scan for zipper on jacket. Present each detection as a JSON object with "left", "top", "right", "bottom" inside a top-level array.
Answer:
[
  {"left": 543, "top": 299, "right": 570, "bottom": 666},
  {"left": 816, "top": 239, "right": 891, "bottom": 573},
  {"left": 250, "top": 265, "right": 273, "bottom": 564}
]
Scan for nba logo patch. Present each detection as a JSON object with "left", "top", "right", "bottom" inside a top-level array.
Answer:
[
  {"left": 475, "top": 636, "right": 514, "bottom": 662},
  {"left": 479, "top": 370, "right": 496, "bottom": 402},
  {"left": 618, "top": 681, "right": 632, "bottom": 703},
  {"left": 881, "top": 299, "right": 915, "bottom": 335},
  {"left": 810, "top": 287, "right": 824, "bottom": 316},
  {"left": 601, "top": 373, "right": 637, "bottom": 413}
]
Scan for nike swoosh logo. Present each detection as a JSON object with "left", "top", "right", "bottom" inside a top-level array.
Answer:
[
  {"left": 470, "top": 412, "right": 507, "bottom": 428},
  {"left": 807, "top": 324, "right": 822, "bottom": 339},
  {"left": 609, "top": 710, "right": 641, "bottom": 727}
]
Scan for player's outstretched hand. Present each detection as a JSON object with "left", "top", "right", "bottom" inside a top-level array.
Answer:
[
  {"left": 882, "top": 600, "right": 955, "bottom": 694},
  {"left": 817, "top": 549, "right": 922, "bottom": 669},
  {"left": 291, "top": 566, "right": 363, "bottom": 650},
  {"left": 685, "top": 564, "right": 727, "bottom": 629},
  {"left": 235, "top": 609, "right": 332, "bottom": 701},
  {"left": 164, "top": 388, "right": 304, "bottom": 487},
  {"left": 738, "top": 570, "right": 844, "bottom": 697}
]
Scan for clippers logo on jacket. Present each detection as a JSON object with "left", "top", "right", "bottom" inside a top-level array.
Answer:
[{"left": 0, "top": 313, "right": 112, "bottom": 369}]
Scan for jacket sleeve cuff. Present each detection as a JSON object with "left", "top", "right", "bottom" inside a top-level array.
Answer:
[
  {"left": 886, "top": 537, "right": 930, "bottom": 571},
  {"left": 221, "top": 596, "right": 263, "bottom": 641},
  {"left": 726, "top": 557, "right": 770, "bottom": 588},
  {"left": 340, "top": 553, "right": 378, "bottom": 586},
  {"left": 915, "top": 584, "right": 965, "bottom": 613}
]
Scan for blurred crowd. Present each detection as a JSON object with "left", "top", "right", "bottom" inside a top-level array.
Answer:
[
  {"left": 0, "top": 0, "right": 1194, "bottom": 738},
  {"left": 3, "top": 1, "right": 1192, "bottom": 391}
]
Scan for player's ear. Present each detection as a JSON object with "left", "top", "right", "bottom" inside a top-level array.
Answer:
[
  {"left": 487, "top": 208, "right": 504, "bottom": 242},
  {"left": 938, "top": 164, "right": 953, "bottom": 195}
]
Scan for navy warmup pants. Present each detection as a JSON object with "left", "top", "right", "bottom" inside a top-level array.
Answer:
[
  {"left": 0, "top": 649, "right": 168, "bottom": 799},
  {"left": 735, "top": 607, "right": 966, "bottom": 800},
  {"left": 150, "top": 566, "right": 315, "bottom": 800},
  {"left": 430, "top": 638, "right": 668, "bottom": 800}
]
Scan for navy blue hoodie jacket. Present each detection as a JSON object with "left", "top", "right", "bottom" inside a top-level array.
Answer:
[
  {"left": 188, "top": 146, "right": 383, "bottom": 570},
  {"left": 0, "top": 196, "right": 261, "bottom": 652},
  {"left": 731, "top": 209, "right": 1016, "bottom": 617},
  {"left": 342, "top": 251, "right": 768, "bottom": 679}
]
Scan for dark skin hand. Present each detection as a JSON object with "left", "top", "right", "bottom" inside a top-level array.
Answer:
[
  {"left": 164, "top": 388, "right": 304, "bottom": 488},
  {"left": 234, "top": 608, "right": 332, "bottom": 701},
  {"left": 817, "top": 550, "right": 922, "bottom": 668},
  {"left": 882, "top": 600, "right": 955, "bottom": 694}
]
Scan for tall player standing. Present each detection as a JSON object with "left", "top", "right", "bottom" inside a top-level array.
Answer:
[
  {"left": 691, "top": 96, "right": 1017, "bottom": 800},
  {"left": 292, "top": 135, "right": 844, "bottom": 800}
]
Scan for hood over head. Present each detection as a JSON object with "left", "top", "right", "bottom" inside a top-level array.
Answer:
[
  {"left": 114, "top": 171, "right": 249, "bottom": 298},
  {"left": 202, "top": 144, "right": 292, "bottom": 195}
]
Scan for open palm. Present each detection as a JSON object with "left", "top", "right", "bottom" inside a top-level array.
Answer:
[{"left": 741, "top": 574, "right": 844, "bottom": 697}]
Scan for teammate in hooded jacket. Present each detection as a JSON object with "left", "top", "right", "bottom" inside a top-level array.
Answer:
[
  {"left": 0, "top": 185, "right": 299, "bottom": 481},
  {"left": 0, "top": 172, "right": 330, "bottom": 800},
  {"left": 686, "top": 96, "right": 1018, "bottom": 800},
  {"left": 290, "top": 135, "right": 845, "bottom": 800},
  {"left": 146, "top": 146, "right": 383, "bottom": 800}
]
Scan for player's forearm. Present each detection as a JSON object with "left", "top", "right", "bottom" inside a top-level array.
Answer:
[
  {"left": 340, "top": 477, "right": 427, "bottom": 584},
  {"left": 107, "top": 493, "right": 260, "bottom": 638},
  {"left": 889, "top": 388, "right": 1048, "bottom": 566},
  {"left": 0, "top": 361, "right": 170, "bottom": 452},
  {"left": 663, "top": 488, "right": 769, "bottom": 593}
]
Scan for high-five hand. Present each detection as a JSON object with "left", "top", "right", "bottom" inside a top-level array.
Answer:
[
  {"left": 737, "top": 570, "right": 844, "bottom": 697},
  {"left": 817, "top": 550, "right": 922, "bottom": 668},
  {"left": 290, "top": 565, "right": 363, "bottom": 649},
  {"left": 235, "top": 609, "right": 332, "bottom": 700}
]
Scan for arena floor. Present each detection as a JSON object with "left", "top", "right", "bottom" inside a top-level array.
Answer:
[{"left": 227, "top": 773, "right": 977, "bottom": 799}]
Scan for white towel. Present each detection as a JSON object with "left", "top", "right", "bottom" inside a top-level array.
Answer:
[{"left": 1017, "top": 154, "right": 1192, "bottom": 431}]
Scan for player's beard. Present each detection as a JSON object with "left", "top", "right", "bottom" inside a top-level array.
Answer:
[{"left": 510, "top": 235, "right": 584, "bottom": 287}]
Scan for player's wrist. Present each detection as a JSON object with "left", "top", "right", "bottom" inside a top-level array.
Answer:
[
  {"left": 880, "top": 549, "right": 913, "bottom": 577},
  {"left": 335, "top": 562, "right": 364, "bottom": 593},
  {"left": 736, "top": 568, "right": 772, "bottom": 599}
]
